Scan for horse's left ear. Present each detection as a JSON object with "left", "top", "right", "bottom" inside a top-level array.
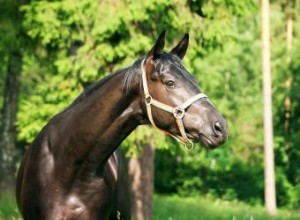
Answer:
[{"left": 170, "top": 33, "right": 189, "bottom": 59}]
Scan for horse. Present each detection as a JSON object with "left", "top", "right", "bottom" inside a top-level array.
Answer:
[{"left": 16, "top": 31, "right": 228, "bottom": 220}]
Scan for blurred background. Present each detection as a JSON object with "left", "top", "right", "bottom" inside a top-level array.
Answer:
[{"left": 0, "top": 0, "right": 300, "bottom": 219}]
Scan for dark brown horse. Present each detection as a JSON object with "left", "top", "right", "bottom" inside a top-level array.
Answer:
[{"left": 16, "top": 31, "right": 228, "bottom": 220}]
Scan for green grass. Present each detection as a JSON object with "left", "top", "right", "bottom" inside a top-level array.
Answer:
[
  {"left": 153, "top": 195, "right": 300, "bottom": 220},
  {"left": 0, "top": 193, "right": 20, "bottom": 220},
  {"left": 1, "top": 194, "right": 300, "bottom": 220}
]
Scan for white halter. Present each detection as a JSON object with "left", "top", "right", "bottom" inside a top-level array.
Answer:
[{"left": 141, "top": 59, "right": 208, "bottom": 149}]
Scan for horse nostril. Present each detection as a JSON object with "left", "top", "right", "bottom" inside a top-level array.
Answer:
[{"left": 213, "top": 121, "right": 222, "bottom": 136}]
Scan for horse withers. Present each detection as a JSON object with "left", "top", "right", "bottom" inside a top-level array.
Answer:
[{"left": 16, "top": 31, "right": 228, "bottom": 220}]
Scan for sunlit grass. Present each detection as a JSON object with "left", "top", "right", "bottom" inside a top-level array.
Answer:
[
  {"left": 0, "top": 193, "right": 20, "bottom": 220},
  {"left": 1, "top": 193, "right": 300, "bottom": 220},
  {"left": 153, "top": 195, "right": 300, "bottom": 220}
]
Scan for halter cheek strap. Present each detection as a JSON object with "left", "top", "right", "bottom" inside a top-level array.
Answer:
[{"left": 141, "top": 59, "right": 208, "bottom": 149}]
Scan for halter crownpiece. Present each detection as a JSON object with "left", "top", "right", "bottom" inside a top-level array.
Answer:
[{"left": 141, "top": 59, "right": 209, "bottom": 149}]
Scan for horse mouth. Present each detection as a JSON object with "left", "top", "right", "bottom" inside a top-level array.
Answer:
[{"left": 187, "top": 133, "right": 219, "bottom": 149}]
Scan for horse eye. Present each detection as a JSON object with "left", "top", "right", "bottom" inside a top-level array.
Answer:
[{"left": 164, "top": 80, "right": 175, "bottom": 88}]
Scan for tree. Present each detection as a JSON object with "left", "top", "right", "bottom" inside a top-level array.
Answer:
[
  {"left": 284, "top": 0, "right": 294, "bottom": 151},
  {"left": 0, "top": 0, "right": 25, "bottom": 194},
  {"left": 0, "top": 52, "right": 22, "bottom": 194},
  {"left": 261, "top": 0, "right": 277, "bottom": 215},
  {"left": 128, "top": 137, "right": 155, "bottom": 220}
]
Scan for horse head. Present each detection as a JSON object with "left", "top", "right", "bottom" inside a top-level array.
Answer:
[{"left": 141, "top": 31, "right": 228, "bottom": 149}]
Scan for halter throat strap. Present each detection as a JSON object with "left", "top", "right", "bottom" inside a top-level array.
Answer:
[{"left": 141, "top": 59, "right": 208, "bottom": 149}]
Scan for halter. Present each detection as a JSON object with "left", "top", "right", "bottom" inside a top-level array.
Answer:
[{"left": 141, "top": 59, "right": 208, "bottom": 149}]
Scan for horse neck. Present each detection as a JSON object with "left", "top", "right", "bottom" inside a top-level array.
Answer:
[{"left": 54, "top": 67, "right": 143, "bottom": 173}]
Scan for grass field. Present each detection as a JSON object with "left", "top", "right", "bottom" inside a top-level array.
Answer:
[
  {"left": 0, "top": 193, "right": 20, "bottom": 220},
  {"left": 153, "top": 195, "right": 300, "bottom": 220},
  {"left": 1, "top": 194, "right": 300, "bottom": 220}
]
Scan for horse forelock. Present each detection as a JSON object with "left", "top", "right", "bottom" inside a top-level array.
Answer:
[{"left": 157, "top": 53, "right": 198, "bottom": 85}]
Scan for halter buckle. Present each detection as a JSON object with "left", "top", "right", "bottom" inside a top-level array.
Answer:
[{"left": 173, "top": 107, "right": 185, "bottom": 119}]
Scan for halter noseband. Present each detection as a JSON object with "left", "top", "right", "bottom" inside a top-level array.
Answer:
[{"left": 141, "top": 59, "right": 208, "bottom": 149}]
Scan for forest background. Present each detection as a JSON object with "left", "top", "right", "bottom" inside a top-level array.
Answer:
[{"left": 0, "top": 0, "right": 300, "bottom": 219}]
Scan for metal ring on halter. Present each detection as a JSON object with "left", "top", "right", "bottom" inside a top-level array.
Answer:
[
  {"left": 183, "top": 139, "right": 194, "bottom": 150},
  {"left": 173, "top": 107, "right": 185, "bottom": 119},
  {"left": 145, "top": 95, "right": 152, "bottom": 105}
]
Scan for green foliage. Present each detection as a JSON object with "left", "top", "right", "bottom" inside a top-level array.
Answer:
[
  {"left": 121, "top": 125, "right": 172, "bottom": 157},
  {"left": 153, "top": 0, "right": 300, "bottom": 209},
  {"left": 0, "top": 0, "right": 21, "bottom": 52},
  {"left": 155, "top": 146, "right": 264, "bottom": 204},
  {"left": 17, "top": 54, "right": 81, "bottom": 142},
  {"left": 0, "top": 0, "right": 21, "bottom": 113}
]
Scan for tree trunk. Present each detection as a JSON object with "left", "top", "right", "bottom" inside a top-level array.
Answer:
[
  {"left": 128, "top": 138, "right": 155, "bottom": 220},
  {"left": 261, "top": 0, "right": 277, "bottom": 215},
  {"left": 284, "top": 0, "right": 294, "bottom": 150},
  {"left": 0, "top": 50, "right": 22, "bottom": 194}
]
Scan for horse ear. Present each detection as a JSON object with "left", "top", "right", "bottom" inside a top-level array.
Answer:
[
  {"left": 145, "top": 30, "right": 166, "bottom": 65},
  {"left": 170, "top": 33, "right": 189, "bottom": 59}
]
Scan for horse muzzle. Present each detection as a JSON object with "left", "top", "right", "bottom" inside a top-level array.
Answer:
[{"left": 185, "top": 108, "right": 229, "bottom": 149}]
